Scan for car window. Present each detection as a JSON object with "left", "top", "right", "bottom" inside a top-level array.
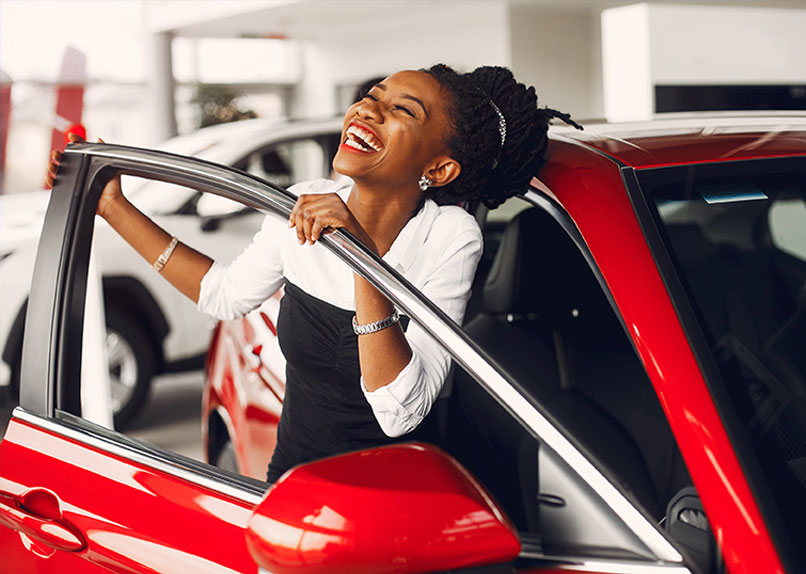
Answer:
[
  {"left": 126, "top": 177, "right": 197, "bottom": 215},
  {"left": 63, "top": 139, "right": 332, "bottom": 477},
  {"left": 126, "top": 136, "right": 333, "bottom": 217},
  {"left": 640, "top": 160, "right": 806, "bottom": 557},
  {"left": 237, "top": 138, "right": 328, "bottom": 188},
  {"left": 81, "top": 182, "right": 265, "bottom": 467}
]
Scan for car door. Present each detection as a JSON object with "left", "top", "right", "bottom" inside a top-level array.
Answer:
[
  {"left": 0, "top": 144, "right": 293, "bottom": 573},
  {"left": 0, "top": 141, "right": 692, "bottom": 573}
]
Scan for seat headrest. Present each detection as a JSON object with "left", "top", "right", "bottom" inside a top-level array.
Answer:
[{"left": 483, "top": 208, "right": 607, "bottom": 324}]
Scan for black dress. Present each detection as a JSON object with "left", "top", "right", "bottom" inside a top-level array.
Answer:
[{"left": 267, "top": 281, "right": 429, "bottom": 483}]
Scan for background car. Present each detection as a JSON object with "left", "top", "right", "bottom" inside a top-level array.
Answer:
[
  {"left": 202, "top": 114, "right": 806, "bottom": 574},
  {"left": 0, "top": 116, "right": 342, "bottom": 426},
  {"left": 0, "top": 116, "right": 804, "bottom": 574}
]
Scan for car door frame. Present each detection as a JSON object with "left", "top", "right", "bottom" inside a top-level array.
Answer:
[{"left": 14, "top": 142, "right": 687, "bottom": 573}]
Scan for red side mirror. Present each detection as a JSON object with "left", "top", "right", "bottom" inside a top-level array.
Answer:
[{"left": 246, "top": 443, "right": 521, "bottom": 574}]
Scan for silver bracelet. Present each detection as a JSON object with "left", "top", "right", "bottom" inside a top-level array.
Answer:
[
  {"left": 352, "top": 309, "right": 400, "bottom": 335},
  {"left": 152, "top": 236, "right": 179, "bottom": 272}
]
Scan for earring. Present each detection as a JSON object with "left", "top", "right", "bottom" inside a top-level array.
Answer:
[{"left": 418, "top": 175, "right": 433, "bottom": 192}]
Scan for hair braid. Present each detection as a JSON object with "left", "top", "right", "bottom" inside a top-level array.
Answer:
[{"left": 423, "top": 64, "right": 581, "bottom": 208}]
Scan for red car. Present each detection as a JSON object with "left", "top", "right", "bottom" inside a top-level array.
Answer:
[{"left": 1, "top": 115, "right": 805, "bottom": 574}]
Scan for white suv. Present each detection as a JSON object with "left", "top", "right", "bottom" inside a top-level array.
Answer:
[{"left": 0, "top": 117, "right": 343, "bottom": 427}]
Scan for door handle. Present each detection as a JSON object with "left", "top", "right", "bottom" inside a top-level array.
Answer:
[{"left": 0, "top": 488, "right": 86, "bottom": 552}]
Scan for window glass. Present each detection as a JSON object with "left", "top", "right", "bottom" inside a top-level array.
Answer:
[
  {"left": 641, "top": 161, "right": 806, "bottom": 554},
  {"left": 70, "top": 137, "right": 334, "bottom": 472},
  {"left": 123, "top": 137, "right": 330, "bottom": 217},
  {"left": 241, "top": 139, "right": 326, "bottom": 188},
  {"left": 769, "top": 199, "right": 806, "bottom": 261},
  {"left": 81, "top": 178, "right": 268, "bottom": 467},
  {"left": 125, "top": 177, "right": 197, "bottom": 215}
]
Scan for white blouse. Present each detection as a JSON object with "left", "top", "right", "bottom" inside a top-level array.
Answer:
[{"left": 197, "top": 178, "right": 483, "bottom": 437}]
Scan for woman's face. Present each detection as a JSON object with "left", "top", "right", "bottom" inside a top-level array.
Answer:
[{"left": 332, "top": 70, "right": 455, "bottom": 190}]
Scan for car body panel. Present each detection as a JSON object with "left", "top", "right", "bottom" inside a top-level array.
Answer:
[
  {"left": 561, "top": 115, "right": 806, "bottom": 168},
  {"left": 246, "top": 443, "right": 523, "bottom": 574},
  {"left": 204, "top": 295, "right": 285, "bottom": 479},
  {"left": 0, "top": 412, "right": 260, "bottom": 573}
]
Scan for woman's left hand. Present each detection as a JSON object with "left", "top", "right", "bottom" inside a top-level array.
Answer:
[{"left": 289, "top": 193, "right": 374, "bottom": 251}]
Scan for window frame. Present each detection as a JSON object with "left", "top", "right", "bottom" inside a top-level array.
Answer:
[{"left": 19, "top": 143, "right": 686, "bottom": 569}]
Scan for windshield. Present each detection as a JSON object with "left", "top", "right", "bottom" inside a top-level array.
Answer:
[{"left": 639, "top": 158, "right": 806, "bottom": 559}]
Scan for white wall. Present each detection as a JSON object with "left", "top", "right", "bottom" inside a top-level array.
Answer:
[
  {"left": 649, "top": 4, "right": 806, "bottom": 85},
  {"left": 510, "top": 4, "right": 604, "bottom": 121},
  {"left": 288, "top": 1, "right": 511, "bottom": 118},
  {"left": 602, "top": 2, "right": 806, "bottom": 121},
  {"left": 602, "top": 3, "right": 653, "bottom": 122},
  {"left": 293, "top": 1, "right": 609, "bottom": 122}
]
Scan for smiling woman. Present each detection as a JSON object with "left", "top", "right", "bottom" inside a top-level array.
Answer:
[{"left": 46, "top": 64, "right": 580, "bottom": 483}]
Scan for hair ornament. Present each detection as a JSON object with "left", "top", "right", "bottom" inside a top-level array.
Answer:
[{"left": 489, "top": 100, "right": 506, "bottom": 168}]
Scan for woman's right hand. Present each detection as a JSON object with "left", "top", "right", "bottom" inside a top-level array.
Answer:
[{"left": 44, "top": 132, "right": 124, "bottom": 219}]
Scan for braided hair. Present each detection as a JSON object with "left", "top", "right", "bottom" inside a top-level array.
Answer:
[{"left": 423, "top": 64, "right": 581, "bottom": 208}]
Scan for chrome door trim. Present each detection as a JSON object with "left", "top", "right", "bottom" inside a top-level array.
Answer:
[
  {"left": 530, "top": 555, "right": 692, "bottom": 574},
  {"left": 70, "top": 143, "right": 299, "bottom": 216},
  {"left": 48, "top": 146, "right": 680, "bottom": 562},
  {"left": 11, "top": 407, "right": 266, "bottom": 506}
]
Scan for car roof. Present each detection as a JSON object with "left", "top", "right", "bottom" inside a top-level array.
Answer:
[
  {"left": 551, "top": 113, "right": 806, "bottom": 169},
  {"left": 157, "top": 116, "right": 344, "bottom": 164}
]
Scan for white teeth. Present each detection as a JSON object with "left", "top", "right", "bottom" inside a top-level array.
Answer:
[
  {"left": 346, "top": 125, "right": 382, "bottom": 152},
  {"left": 345, "top": 138, "right": 369, "bottom": 152}
]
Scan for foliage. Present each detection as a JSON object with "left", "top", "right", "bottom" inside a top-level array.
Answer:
[{"left": 191, "top": 84, "right": 257, "bottom": 128}]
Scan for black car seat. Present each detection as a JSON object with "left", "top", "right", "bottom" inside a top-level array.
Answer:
[{"left": 448, "top": 207, "right": 691, "bottom": 531}]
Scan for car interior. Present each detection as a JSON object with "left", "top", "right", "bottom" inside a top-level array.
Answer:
[{"left": 399, "top": 196, "right": 709, "bottom": 562}]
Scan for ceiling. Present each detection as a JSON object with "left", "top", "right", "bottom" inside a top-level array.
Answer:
[{"left": 149, "top": 0, "right": 806, "bottom": 39}]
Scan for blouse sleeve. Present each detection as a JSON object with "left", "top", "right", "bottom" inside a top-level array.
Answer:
[
  {"left": 197, "top": 212, "right": 287, "bottom": 320},
  {"left": 361, "top": 216, "right": 483, "bottom": 437}
]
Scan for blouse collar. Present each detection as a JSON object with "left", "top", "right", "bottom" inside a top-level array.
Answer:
[
  {"left": 296, "top": 178, "right": 440, "bottom": 275},
  {"left": 382, "top": 199, "right": 440, "bottom": 274}
]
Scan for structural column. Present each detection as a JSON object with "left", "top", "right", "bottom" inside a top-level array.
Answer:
[{"left": 148, "top": 31, "right": 178, "bottom": 144}]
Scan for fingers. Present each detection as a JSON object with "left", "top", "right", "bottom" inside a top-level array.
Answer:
[
  {"left": 310, "top": 218, "right": 328, "bottom": 242},
  {"left": 301, "top": 209, "right": 317, "bottom": 245},
  {"left": 44, "top": 149, "right": 63, "bottom": 188},
  {"left": 44, "top": 134, "right": 103, "bottom": 188},
  {"left": 289, "top": 194, "right": 344, "bottom": 245}
]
